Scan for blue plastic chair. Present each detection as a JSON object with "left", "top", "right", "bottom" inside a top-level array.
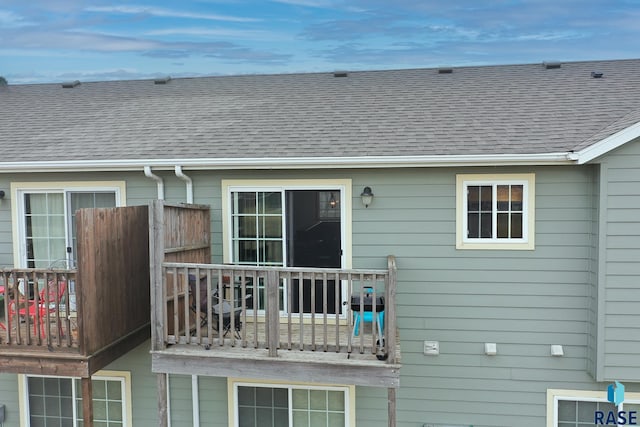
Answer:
[{"left": 352, "top": 287, "right": 384, "bottom": 337}]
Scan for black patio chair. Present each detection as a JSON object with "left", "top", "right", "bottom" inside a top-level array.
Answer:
[{"left": 188, "top": 274, "right": 250, "bottom": 339}]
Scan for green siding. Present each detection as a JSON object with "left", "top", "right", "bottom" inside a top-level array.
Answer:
[
  {"left": 598, "top": 137, "right": 640, "bottom": 381},
  {"left": 0, "top": 373, "right": 20, "bottom": 427},
  {"left": 1, "top": 164, "right": 638, "bottom": 426},
  {"left": 349, "top": 166, "right": 608, "bottom": 427},
  {"left": 103, "top": 340, "right": 160, "bottom": 425}
]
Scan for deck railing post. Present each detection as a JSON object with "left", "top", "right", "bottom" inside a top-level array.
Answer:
[
  {"left": 149, "top": 200, "right": 166, "bottom": 352},
  {"left": 385, "top": 255, "right": 397, "bottom": 364},
  {"left": 267, "top": 270, "right": 279, "bottom": 357}
]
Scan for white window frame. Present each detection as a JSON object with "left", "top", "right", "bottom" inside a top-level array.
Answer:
[
  {"left": 456, "top": 173, "right": 535, "bottom": 250},
  {"left": 19, "top": 370, "right": 133, "bottom": 427},
  {"left": 547, "top": 389, "right": 640, "bottom": 427},
  {"left": 222, "top": 179, "right": 352, "bottom": 268},
  {"left": 11, "top": 181, "right": 126, "bottom": 268},
  {"left": 222, "top": 179, "right": 352, "bottom": 318},
  {"left": 227, "top": 378, "right": 356, "bottom": 427}
]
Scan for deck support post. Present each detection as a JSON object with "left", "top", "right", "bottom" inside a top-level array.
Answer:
[
  {"left": 267, "top": 270, "right": 279, "bottom": 357},
  {"left": 81, "top": 377, "right": 94, "bottom": 427},
  {"left": 385, "top": 256, "right": 397, "bottom": 364},
  {"left": 157, "top": 373, "right": 169, "bottom": 427},
  {"left": 388, "top": 387, "right": 396, "bottom": 427}
]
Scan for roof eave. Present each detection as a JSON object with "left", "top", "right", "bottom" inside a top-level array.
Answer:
[
  {"left": 571, "top": 121, "right": 640, "bottom": 164},
  {"left": 0, "top": 153, "right": 576, "bottom": 173}
]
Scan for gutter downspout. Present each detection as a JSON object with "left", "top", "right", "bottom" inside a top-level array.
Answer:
[
  {"left": 174, "top": 165, "right": 193, "bottom": 204},
  {"left": 144, "top": 166, "right": 165, "bottom": 200}
]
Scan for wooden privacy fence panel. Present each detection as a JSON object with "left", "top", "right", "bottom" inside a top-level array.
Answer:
[
  {"left": 150, "top": 201, "right": 211, "bottom": 351},
  {"left": 162, "top": 203, "right": 211, "bottom": 264},
  {"left": 76, "top": 206, "right": 150, "bottom": 355}
]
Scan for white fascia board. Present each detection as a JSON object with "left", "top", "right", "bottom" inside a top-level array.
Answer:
[
  {"left": 0, "top": 152, "right": 575, "bottom": 173},
  {"left": 570, "top": 121, "right": 640, "bottom": 164}
]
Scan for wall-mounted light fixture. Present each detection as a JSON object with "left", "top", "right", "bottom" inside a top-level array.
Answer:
[
  {"left": 0, "top": 190, "right": 5, "bottom": 199},
  {"left": 329, "top": 192, "right": 337, "bottom": 208},
  {"left": 360, "top": 186, "right": 374, "bottom": 208}
]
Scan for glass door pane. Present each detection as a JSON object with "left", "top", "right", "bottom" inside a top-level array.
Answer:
[
  {"left": 68, "top": 192, "right": 117, "bottom": 267},
  {"left": 232, "top": 191, "right": 285, "bottom": 310},
  {"left": 232, "top": 191, "right": 284, "bottom": 266},
  {"left": 25, "top": 192, "right": 66, "bottom": 268},
  {"left": 286, "top": 190, "right": 342, "bottom": 315}
]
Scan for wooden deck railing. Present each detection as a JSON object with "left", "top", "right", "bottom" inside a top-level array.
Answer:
[
  {"left": 0, "top": 269, "right": 78, "bottom": 349},
  {"left": 158, "top": 256, "right": 397, "bottom": 363}
]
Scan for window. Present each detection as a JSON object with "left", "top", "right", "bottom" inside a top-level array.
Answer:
[
  {"left": 11, "top": 182, "right": 125, "bottom": 268},
  {"left": 230, "top": 380, "right": 354, "bottom": 427},
  {"left": 21, "top": 371, "right": 132, "bottom": 427},
  {"left": 547, "top": 389, "right": 640, "bottom": 427},
  {"left": 456, "top": 174, "right": 535, "bottom": 250}
]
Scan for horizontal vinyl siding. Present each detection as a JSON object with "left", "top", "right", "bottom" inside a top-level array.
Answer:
[
  {"left": 1, "top": 166, "right": 632, "bottom": 426},
  {"left": 350, "top": 166, "right": 606, "bottom": 427},
  {"left": 0, "top": 373, "right": 19, "bottom": 427},
  {"left": 601, "top": 137, "right": 640, "bottom": 381},
  {"left": 103, "top": 340, "right": 160, "bottom": 426},
  {"left": 0, "top": 175, "right": 14, "bottom": 267}
]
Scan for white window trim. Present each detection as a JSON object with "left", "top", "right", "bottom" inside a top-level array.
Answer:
[
  {"left": 547, "top": 388, "right": 640, "bottom": 427},
  {"left": 456, "top": 173, "right": 535, "bottom": 250},
  {"left": 10, "top": 181, "right": 126, "bottom": 267},
  {"left": 221, "top": 179, "right": 352, "bottom": 269},
  {"left": 18, "top": 370, "right": 133, "bottom": 427},
  {"left": 227, "top": 378, "right": 356, "bottom": 427}
]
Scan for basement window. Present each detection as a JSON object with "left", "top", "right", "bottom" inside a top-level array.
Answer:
[
  {"left": 20, "top": 371, "right": 132, "bottom": 427},
  {"left": 229, "top": 380, "right": 354, "bottom": 427}
]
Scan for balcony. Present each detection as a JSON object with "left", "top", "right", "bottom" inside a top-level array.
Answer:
[
  {"left": 0, "top": 269, "right": 77, "bottom": 350},
  {"left": 151, "top": 257, "right": 400, "bottom": 388},
  {"left": 0, "top": 206, "right": 150, "bottom": 378}
]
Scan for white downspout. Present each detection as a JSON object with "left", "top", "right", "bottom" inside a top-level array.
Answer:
[
  {"left": 174, "top": 165, "right": 193, "bottom": 204},
  {"left": 144, "top": 166, "right": 165, "bottom": 200},
  {"left": 191, "top": 375, "right": 200, "bottom": 426}
]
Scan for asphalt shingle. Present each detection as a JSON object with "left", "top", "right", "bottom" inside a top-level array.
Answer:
[{"left": 1, "top": 59, "right": 639, "bottom": 164}]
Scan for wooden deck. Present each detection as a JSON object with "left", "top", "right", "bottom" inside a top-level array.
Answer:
[
  {"left": 153, "top": 321, "right": 401, "bottom": 388},
  {"left": 176, "top": 317, "right": 394, "bottom": 358}
]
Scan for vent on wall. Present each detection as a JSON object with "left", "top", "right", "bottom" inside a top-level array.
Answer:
[
  {"left": 61, "top": 80, "right": 81, "bottom": 88},
  {"left": 154, "top": 76, "right": 172, "bottom": 84},
  {"left": 543, "top": 61, "right": 562, "bottom": 69}
]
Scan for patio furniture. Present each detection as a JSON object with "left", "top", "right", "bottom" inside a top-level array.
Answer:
[{"left": 189, "top": 275, "right": 249, "bottom": 338}]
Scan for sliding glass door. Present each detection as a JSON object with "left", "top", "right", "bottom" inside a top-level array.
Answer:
[
  {"left": 228, "top": 186, "right": 345, "bottom": 315},
  {"left": 20, "top": 189, "right": 117, "bottom": 268}
]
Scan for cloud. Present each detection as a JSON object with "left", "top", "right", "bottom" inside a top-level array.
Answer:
[
  {"left": 85, "top": 5, "right": 260, "bottom": 23},
  {"left": 145, "top": 27, "right": 288, "bottom": 41},
  {"left": 270, "top": 0, "right": 335, "bottom": 7},
  {"left": 0, "top": 29, "right": 159, "bottom": 52},
  {"left": 0, "top": 9, "right": 32, "bottom": 28}
]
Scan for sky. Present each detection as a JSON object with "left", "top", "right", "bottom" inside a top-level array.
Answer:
[{"left": 1, "top": 0, "right": 639, "bottom": 84}]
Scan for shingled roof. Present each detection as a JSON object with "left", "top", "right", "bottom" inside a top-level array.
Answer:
[{"left": 1, "top": 59, "right": 640, "bottom": 171}]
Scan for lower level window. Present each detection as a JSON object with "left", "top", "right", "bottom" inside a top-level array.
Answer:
[
  {"left": 549, "top": 389, "right": 640, "bottom": 427},
  {"left": 233, "top": 382, "right": 351, "bottom": 427},
  {"left": 23, "top": 371, "right": 130, "bottom": 427}
]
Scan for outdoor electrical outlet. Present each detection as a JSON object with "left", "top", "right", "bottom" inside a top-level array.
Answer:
[{"left": 424, "top": 340, "right": 439, "bottom": 355}]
